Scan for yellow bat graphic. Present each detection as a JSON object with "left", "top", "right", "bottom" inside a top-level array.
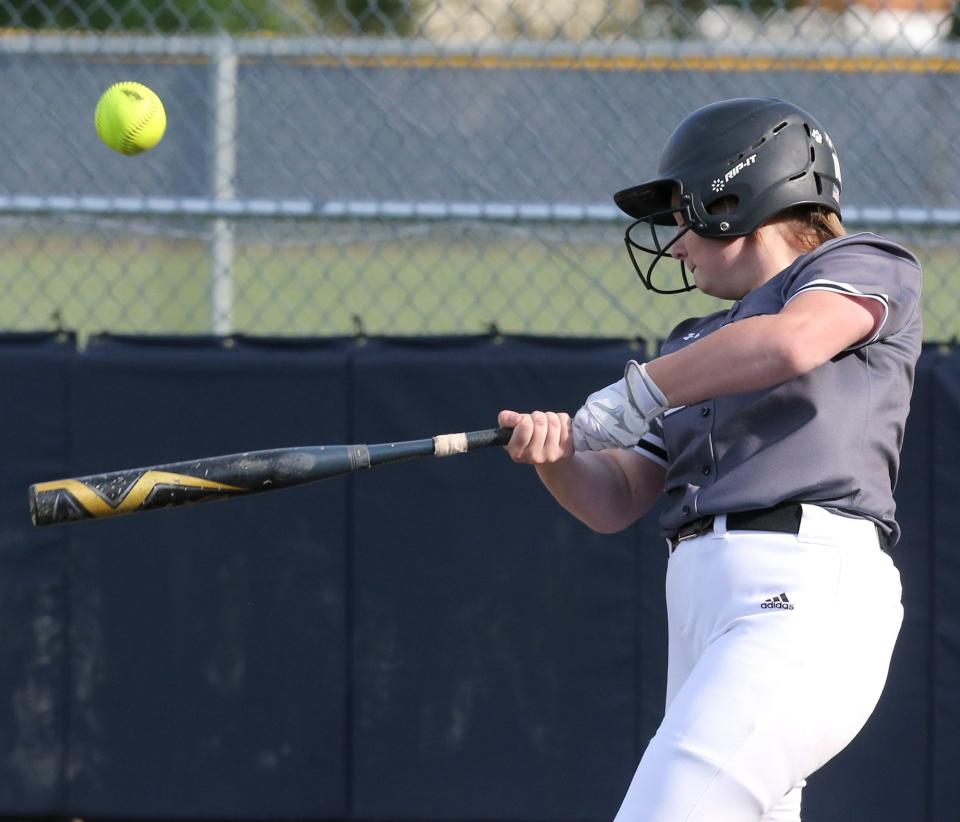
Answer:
[{"left": 33, "top": 471, "right": 245, "bottom": 516}]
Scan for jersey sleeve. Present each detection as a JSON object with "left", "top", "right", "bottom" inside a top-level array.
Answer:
[
  {"left": 782, "top": 239, "right": 922, "bottom": 345},
  {"left": 633, "top": 415, "right": 668, "bottom": 468}
]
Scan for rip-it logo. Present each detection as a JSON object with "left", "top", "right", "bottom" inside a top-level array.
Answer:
[{"left": 711, "top": 154, "right": 757, "bottom": 193}]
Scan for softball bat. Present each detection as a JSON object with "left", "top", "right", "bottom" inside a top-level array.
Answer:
[{"left": 28, "top": 426, "right": 513, "bottom": 527}]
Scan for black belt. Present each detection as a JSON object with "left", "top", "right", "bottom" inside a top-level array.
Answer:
[{"left": 668, "top": 502, "right": 803, "bottom": 552}]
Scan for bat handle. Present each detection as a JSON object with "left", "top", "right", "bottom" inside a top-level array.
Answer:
[
  {"left": 467, "top": 427, "right": 513, "bottom": 449},
  {"left": 432, "top": 426, "right": 513, "bottom": 457}
]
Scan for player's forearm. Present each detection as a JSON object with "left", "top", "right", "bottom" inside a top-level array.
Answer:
[
  {"left": 645, "top": 314, "right": 806, "bottom": 407},
  {"left": 534, "top": 452, "right": 652, "bottom": 534}
]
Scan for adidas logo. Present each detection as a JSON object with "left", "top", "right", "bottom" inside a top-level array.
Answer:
[{"left": 761, "top": 592, "right": 795, "bottom": 610}]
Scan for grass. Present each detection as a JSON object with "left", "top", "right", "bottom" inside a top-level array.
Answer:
[{"left": 1, "top": 217, "right": 957, "bottom": 342}]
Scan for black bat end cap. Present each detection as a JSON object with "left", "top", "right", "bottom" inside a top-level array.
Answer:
[{"left": 27, "top": 486, "right": 41, "bottom": 527}]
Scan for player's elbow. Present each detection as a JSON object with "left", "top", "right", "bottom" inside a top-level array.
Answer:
[
  {"left": 579, "top": 511, "right": 642, "bottom": 534},
  {"left": 575, "top": 485, "right": 660, "bottom": 534},
  {"left": 561, "top": 489, "right": 651, "bottom": 534}
]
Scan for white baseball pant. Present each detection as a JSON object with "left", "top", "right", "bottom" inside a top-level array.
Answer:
[{"left": 613, "top": 504, "right": 903, "bottom": 822}]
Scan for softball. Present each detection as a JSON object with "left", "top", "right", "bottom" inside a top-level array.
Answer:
[{"left": 94, "top": 82, "right": 167, "bottom": 156}]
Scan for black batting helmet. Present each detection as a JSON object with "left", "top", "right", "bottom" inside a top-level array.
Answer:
[{"left": 615, "top": 97, "right": 843, "bottom": 293}]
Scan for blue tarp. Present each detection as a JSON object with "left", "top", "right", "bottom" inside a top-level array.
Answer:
[{"left": 0, "top": 334, "right": 950, "bottom": 821}]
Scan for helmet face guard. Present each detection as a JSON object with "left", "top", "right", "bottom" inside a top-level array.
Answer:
[
  {"left": 623, "top": 200, "right": 697, "bottom": 294},
  {"left": 614, "top": 97, "right": 843, "bottom": 295}
]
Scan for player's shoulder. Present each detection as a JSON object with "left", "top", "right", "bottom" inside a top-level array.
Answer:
[
  {"left": 795, "top": 231, "right": 921, "bottom": 273},
  {"left": 776, "top": 231, "right": 922, "bottom": 301}
]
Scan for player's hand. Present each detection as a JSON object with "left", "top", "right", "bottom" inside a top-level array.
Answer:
[
  {"left": 498, "top": 410, "right": 574, "bottom": 465},
  {"left": 572, "top": 361, "right": 670, "bottom": 452}
]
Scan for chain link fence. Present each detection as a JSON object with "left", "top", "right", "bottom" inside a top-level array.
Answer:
[{"left": 1, "top": 0, "right": 959, "bottom": 339}]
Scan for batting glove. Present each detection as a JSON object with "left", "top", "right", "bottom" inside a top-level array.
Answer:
[{"left": 572, "top": 361, "right": 670, "bottom": 452}]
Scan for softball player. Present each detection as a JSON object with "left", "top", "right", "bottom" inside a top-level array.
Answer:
[{"left": 500, "top": 97, "right": 921, "bottom": 821}]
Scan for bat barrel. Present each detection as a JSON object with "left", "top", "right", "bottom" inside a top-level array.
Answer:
[{"left": 28, "top": 445, "right": 364, "bottom": 526}]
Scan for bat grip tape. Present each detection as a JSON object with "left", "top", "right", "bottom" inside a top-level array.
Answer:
[
  {"left": 434, "top": 427, "right": 512, "bottom": 456},
  {"left": 433, "top": 433, "right": 469, "bottom": 457}
]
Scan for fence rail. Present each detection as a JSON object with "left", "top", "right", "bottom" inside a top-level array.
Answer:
[
  {"left": 6, "top": 31, "right": 960, "bottom": 58},
  {"left": 5, "top": 195, "right": 960, "bottom": 225}
]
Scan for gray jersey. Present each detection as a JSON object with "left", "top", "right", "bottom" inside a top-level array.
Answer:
[{"left": 635, "top": 232, "right": 922, "bottom": 547}]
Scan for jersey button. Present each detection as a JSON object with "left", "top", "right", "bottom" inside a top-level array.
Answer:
[
  {"left": 700, "top": 406, "right": 711, "bottom": 417},
  {"left": 701, "top": 465, "right": 711, "bottom": 475}
]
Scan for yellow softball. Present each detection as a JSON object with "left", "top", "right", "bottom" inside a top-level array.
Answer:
[{"left": 94, "top": 82, "right": 167, "bottom": 156}]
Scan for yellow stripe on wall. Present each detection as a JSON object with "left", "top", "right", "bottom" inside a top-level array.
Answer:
[{"left": 286, "top": 53, "right": 960, "bottom": 74}]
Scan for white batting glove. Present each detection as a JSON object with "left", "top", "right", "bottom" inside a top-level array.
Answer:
[{"left": 572, "top": 361, "right": 670, "bottom": 452}]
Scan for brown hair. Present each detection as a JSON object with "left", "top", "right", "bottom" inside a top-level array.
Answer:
[{"left": 771, "top": 205, "right": 846, "bottom": 252}]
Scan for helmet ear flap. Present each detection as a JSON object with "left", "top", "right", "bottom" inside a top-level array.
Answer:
[{"left": 703, "top": 194, "right": 739, "bottom": 216}]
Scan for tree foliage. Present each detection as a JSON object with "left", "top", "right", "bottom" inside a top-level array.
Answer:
[
  {"left": 310, "top": 0, "right": 418, "bottom": 35},
  {"left": 0, "top": 0, "right": 415, "bottom": 33}
]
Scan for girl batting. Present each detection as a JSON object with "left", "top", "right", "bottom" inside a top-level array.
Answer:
[{"left": 500, "top": 97, "right": 921, "bottom": 822}]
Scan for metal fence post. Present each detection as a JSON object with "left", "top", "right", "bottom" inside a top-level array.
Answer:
[{"left": 211, "top": 36, "right": 238, "bottom": 335}]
